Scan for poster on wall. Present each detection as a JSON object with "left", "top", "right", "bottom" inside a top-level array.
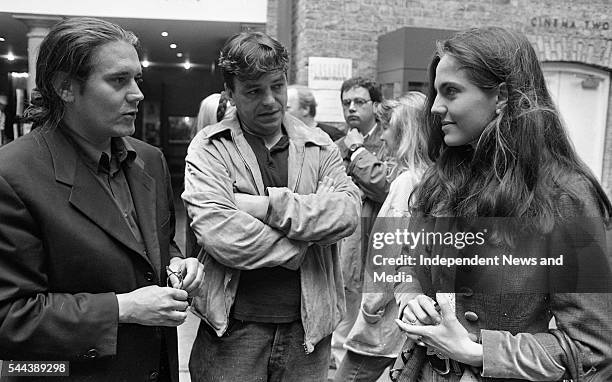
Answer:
[{"left": 307, "top": 57, "right": 352, "bottom": 123}]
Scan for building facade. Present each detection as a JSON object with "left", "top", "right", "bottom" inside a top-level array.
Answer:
[{"left": 268, "top": 0, "right": 612, "bottom": 193}]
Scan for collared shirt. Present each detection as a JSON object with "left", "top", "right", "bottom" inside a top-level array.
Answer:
[
  {"left": 62, "top": 127, "right": 143, "bottom": 245},
  {"left": 362, "top": 122, "right": 378, "bottom": 139},
  {"left": 232, "top": 127, "right": 301, "bottom": 323},
  {"left": 351, "top": 123, "right": 380, "bottom": 161}
]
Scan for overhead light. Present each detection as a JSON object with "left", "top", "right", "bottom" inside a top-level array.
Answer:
[
  {"left": 141, "top": 59, "right": 150, "bottom": 68},
  {"left": 169, "top": 43, "right": 177, "bottom": 49},
  {"left": 161, "top": 31, "right": 168, "bottom": 37},
  {"left": 7, "top": 52, "right": 15, "bottom": 61},
  {"left": 183, "top": 61, "right": 191, "bottom": 70},
  {"left": 0, "top": 37, "right": 5, "bottom": 42},
  {"left": 10, "top": 72, "right": 29, "bottom": 78},
  {"left": 176, "top": 52, "right": 183, "bottom": 58}
]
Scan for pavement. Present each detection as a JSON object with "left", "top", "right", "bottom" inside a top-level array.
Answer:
[{"left": 172, "top": 188, "right": 197, "bottom": 382}]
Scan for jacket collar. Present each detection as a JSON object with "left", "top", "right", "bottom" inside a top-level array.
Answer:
[
  {"left": 42, "top": 123, "right": 146, "bottom": 186},
  {"left": 202, "top": 112, "right": 331, "bottom": 147}
]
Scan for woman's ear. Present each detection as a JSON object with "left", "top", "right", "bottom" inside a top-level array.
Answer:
[
  {"left": 495, "top": 82, "right": 508, "bottom": 114},
  {"left": 52, "top": 72, "right": 75, "bottom": 102}
]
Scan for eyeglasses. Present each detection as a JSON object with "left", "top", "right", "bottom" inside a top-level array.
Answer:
[
  {"left": 341, "top": 98, "right": 372, "bottom": 108},
  {"left": 166, "top": 266, "right": 193, "bottom": 306},
  {"left": 166, "top": 266, "right": 184, "bottom": 289}
]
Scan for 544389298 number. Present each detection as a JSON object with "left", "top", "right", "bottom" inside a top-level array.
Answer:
[{"left": 0, "top": 361, "right": 69, "bottom": 376}]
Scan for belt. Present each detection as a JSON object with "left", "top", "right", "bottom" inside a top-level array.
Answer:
[{"left": 426, "top": 353, "right": 464, "bottom": 376}]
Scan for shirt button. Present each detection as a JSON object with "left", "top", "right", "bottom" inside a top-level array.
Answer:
[
  {"left": 149, "top": 371, "right": 159, "bottom": 382},
  {"left": 144, "top": 272, "right": 154, "bottom": 282},
  {"left": 464, "top": 311, "right": 479, "bottom": 322}
]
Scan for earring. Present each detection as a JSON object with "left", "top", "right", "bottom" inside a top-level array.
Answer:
[{"left": 495, "top": 108, "right": 501, "bottom": 115}]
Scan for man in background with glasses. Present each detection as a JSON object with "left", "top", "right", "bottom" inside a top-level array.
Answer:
[{"left": 332, "top": 77, "right": 392, "bottom": 375}]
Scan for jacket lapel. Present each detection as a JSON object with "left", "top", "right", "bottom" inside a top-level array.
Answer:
[
  {"left": 124, "top": 157, "right": 161, "bottom": 278},
  {"left": 43, "top": 126, "right": 152, "bottom": 267},
  {"left": 69, "top": 161, "right": 146, "bottom": 258}
]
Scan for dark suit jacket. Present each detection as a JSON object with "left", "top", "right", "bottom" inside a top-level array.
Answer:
[{"left": 0, "top": 123, "right": 182, "bottom": 381}]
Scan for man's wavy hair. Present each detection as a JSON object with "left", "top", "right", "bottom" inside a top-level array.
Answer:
[
  {"left": 23, "top": 17, "right": 140, "bottom": 128},
  {"left": 410, "top": 26, "right": 611, "bottom": 236},
  {"left": 218, "top": 32, "right": 288, "bottom": 90}
]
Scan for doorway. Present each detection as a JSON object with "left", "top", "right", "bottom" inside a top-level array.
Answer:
[{"left": 542, "top": 62, "right": 610, "bottom": 180}]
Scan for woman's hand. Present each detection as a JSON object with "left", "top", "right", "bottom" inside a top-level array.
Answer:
[
  {"left": 395, "top": 294, "right": 483, "bottom": 367},
  {"left": 399, "top": 294, "right": 441, "bottom": 326}
]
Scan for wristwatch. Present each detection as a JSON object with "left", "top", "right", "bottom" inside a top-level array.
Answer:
[
  {"left": 348, "top": 143, "right": 363, "bottom": 153},
  {"left": 347, "top": 143, "right": 364, "bottom": 159}
]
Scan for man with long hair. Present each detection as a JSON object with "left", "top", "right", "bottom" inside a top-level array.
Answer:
[{"left": 0, "top": 17, "right": 203, "bottom": 381}]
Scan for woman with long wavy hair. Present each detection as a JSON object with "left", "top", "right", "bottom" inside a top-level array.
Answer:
[{"left": 393, "top": 27, "right": 612, "bottom": 381}]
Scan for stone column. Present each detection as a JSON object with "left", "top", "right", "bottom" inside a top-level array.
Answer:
[{"left": 13, "top": 15, "right": 62, "bottom": 100}]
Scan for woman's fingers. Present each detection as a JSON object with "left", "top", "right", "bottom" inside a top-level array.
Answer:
[{"left": 417, "top": 294, "right": 441, "bottom": 324}]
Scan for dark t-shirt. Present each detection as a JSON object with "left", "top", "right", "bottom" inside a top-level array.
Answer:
[{"left": 232, "top": 129, "right": 302, "bottom": 323}]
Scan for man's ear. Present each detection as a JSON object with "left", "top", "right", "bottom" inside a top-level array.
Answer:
[
  {"left": 52, "top": 72, "right": 75, "bottom": 103},
  {"left": 496, "top": 82, "right": 508, "bottom": 111},
  {"left": 224, "top": 83, "right": 235, "bottom": 106}
]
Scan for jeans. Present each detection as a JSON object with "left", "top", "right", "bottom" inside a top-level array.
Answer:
[
  {"left": 333, "top": 350, "right": 395, "bottom": 382},
  {"left": 189, "top": 318, "right": 331, "bottom": 382}
]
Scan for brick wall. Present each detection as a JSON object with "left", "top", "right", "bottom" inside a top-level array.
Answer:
[
  {"left": 268, "top": 0, "right": 612, "bottom": 79},
  {"left": 266, "top": 0, "right": 279, "bottom": 37},
  {"left": 604, "top": 79, "right": 612, "bottom": 196},
  {"left": 267, "top": 0, "right": 612, "bottom": 192}
]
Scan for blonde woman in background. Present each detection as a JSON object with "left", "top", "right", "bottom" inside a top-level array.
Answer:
[
  {"left": 190, "top": 92, "right": 236, "bottom": 139},
  {"left": 335, "top": 92, "right": 431, "bottom": 382}
]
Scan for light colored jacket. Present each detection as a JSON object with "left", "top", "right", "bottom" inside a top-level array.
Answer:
[
  {"left": 345, "top": 170, "right": 423, "bottom": 357},
  {"left": 182, "top": 113, "right": 360, "bottom": 352}
]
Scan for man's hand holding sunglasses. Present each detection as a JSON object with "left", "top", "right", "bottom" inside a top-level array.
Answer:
[
  {"left": 115, "top": 257, "right": 203, "bottom": 327},
  {"left": 166, "top": 257, "right": 204, "bottom": 297}
]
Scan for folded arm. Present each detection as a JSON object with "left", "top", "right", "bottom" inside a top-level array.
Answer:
[
  {"left": 182, "top": 137, "right": 308, "bottom": 271},
  {"left": 263, "top": 143, "right": 360, "bottom": 245}
]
